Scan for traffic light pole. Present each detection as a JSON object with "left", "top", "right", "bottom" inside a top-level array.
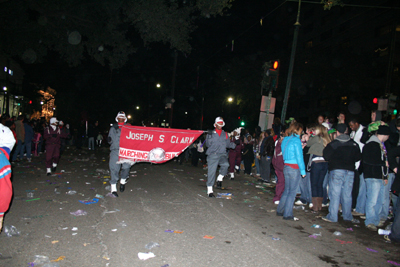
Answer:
[{"left": 281, "top": 0, "right": 301, "bottom": 124}]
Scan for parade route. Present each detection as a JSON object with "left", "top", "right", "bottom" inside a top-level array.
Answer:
[{"left": 1, "top": 147, "right": 399, "bottom": 267}]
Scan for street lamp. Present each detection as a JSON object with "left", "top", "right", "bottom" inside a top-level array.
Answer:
[
  {"left": 3, "top": 87, "right": 6, "bottom": 91},
  {"left": 127, "top": 115, "right": 132, "bottom": 119},
  {"left": 156, "top": 83, "right": 161, "bottom": 88},
  {"left": 136, "top": 106, "right": 140, "bottom": 110},
  {"left": 228, "top": 97, "right": 233, "bottom": 103}
]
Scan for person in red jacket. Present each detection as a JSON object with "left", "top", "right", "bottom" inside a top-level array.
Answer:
[
  {"left": 0, "top": 122, "right": 16, "bottom": 231},
  {"left": 43, "top": 117, "right": 69, "bottom": 176}
]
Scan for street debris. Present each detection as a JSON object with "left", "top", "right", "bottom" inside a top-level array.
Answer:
[
  {"left": 335, "top": 239, "right": 352, "bottom": 244},
  {"left": 138, "top": 252, "right": 155, "bottom": 261},
  {"left": 145, "top": 242, "right": 160, "bottom": 249},
  {"left": 216, "top": 193, "right": 232, "bottom": 199},
  {"left": 78, "top": 198, "right": 99, "bottom": 204},
  {"left": 70, "top": 210, "right": 87, "bottom": 216},
  {"left": 203, "top": 235, "right": 214, "bottom": 239},
  {"left": 3, "top": 225, "right": 20, "bottom": 237}
]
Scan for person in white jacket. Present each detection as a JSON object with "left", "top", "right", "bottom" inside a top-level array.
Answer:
[
  {"left": 349, "top": 118, "right": 366, "bottom": 216},
  {"left": 0, "top": 123, "right": 16, "bottom": 153}
]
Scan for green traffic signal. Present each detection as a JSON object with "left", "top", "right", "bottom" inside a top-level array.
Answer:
[
  {"left": 394, "top": 109, "right": 398, "bottom": 115},
  {"left": 240, "top": 121, "right": 245, "bottom": 126}
]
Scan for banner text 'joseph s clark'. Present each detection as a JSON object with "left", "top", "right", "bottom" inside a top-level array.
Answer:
[{"left": 118, "top": 125, "right": 204, "bottom": 164}]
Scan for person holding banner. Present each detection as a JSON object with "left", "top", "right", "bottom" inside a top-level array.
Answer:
[
  {"left": 205, "top": 117, "right": 236, "bottom": 197},
  {"left": 108, "top": 111, "right": 132, "bottom": 197}
]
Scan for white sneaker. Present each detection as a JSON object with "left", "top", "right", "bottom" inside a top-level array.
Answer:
[
  {"left": 256, "top": 174, "right": 260, "bottom": 176},
  {"left": 309, "top": 203, "right": 313, "bottom": 209},
  {"left": 378, "top": 229, "right": 391, "bottom": 235},
  {"left": 274, "top": 200, "right": 279, "bottom": 205},
  {"left": 322, "top": 203, "right": 329, "bottom": 207},
  {"left": 272, "top": 180, "right": 277, "bottom": 184},
  {"left": 294, "top": 200, "right": 306, "bottom": 206}
]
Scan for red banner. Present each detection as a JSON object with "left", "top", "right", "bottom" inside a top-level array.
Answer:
[{"left": 118, "top": 125, "right": 204, "bottom": 164}]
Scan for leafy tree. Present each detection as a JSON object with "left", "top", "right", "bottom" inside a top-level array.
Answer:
[{"left": 0, "top": 0, "right": 233, "bottom": 69}]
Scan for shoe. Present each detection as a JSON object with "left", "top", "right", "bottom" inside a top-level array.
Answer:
[
  {"left": 27, "top": 158, "right": 32, "bottom": 162},
  {"left": 272, "top": 180, "right": 277, "bottom": 184},
  {"left": 294, "top": 200, "right": 306, "bottom": 206},
  {"left": 309, "top": 203, "right": 313, "bottom": 209},
  {"left": 360, "top": 215, "right": 366, "bottom": 219},
  {"left": 378, "top": 229, "right": 391, "bottom": 235},
  {"left": 208, "top": 193, "right": 215, "bottom": 197},
  {"left": 366, "top": 224, "right": 377, "bottom": 231},
  {"left": 322, "top": 216, "right": 334, "bottom": 223},
  {"left": 274, "top": 200, "right": 280, "bottom": 205},
  {"left": 377, "top": 220, "right": 386, "bottom": 228},
  {"left": 351, "top": 211, "right": 365, "bottom": 216},
  {"left": 256, "top": 174, "right": 261, "bottom": 176},
  {"left": 119, "top": 184, "right": 125, "bottom": 192},
  {"left": 47, "top": 172, "right": 51, "bottom": 176},
  {"left": 283, "top": 217, "right": 299, "bottom": 221},
  {"left": 322, "top": 202, "right": 329, "bottom": 208},
  {"left": 112, "top": 191, "right": 119, "bottom": 197},
  {"left": 384, "top": 235, "right": 391, "bottom": 242},
  {"left": 216, "top": 181, "right": 222, "bottom": 189}
]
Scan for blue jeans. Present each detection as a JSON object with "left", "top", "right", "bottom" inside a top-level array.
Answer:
[
  {"left": 254, "top": 154, "right": 260, "bottom": 175},
  {"left": 310, "top": 162, "right": 328, "bottom": 197},
  {"left": 365, "top": 178, "right": 385, "bottom": 226},
  {"left": 389, "top": 194, "right": 400, "bottom": 242},
  {"left": 12, "top": 139, "right": 24, "bottom": 161},
  {"left": 381, "top": 173, "right": 395, "bottom": 220},
  {"left": 355, "top": 173, "right": 366, "bottom": 214},
  {"left": 299, "top": 172, "right": 312, "bottom": 204},
  {"left": 325, "top": 170, "right": 354, "bottom": 222},
  {"left": 260, "top": 156, "right": 271, "bottom": 182},
  {"left": 22, "top": 141, "right": 32, "bottom": 160},
  {"left": 323, "top": 171, "right": 329, "bottom": 204},
  {"left": 277, "top": 165, "right": 301, "bottom": 219},
  {"left": 393, "top": 195, "right": 398, "bottom": 217},
  {"left": 88, "top": 137, "right": 95, "bottom": 150}
]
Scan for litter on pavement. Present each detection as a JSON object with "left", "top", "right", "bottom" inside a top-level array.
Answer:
[
  {"left": 70, "top": 210, "right": 87, "bottom": 216},
  {"left": 145, "top": 242, "right": 160, "bottom": 249},
  {"left": 138, "top": 252, "right": 155, "bottom": 260},
  {"left": 78, "top": 198, "right": 99, "bottom": 204}
]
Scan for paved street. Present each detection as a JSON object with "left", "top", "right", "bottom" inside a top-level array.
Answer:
[{"left": 1, "top": 147, "right": 399, "bottom": 267}]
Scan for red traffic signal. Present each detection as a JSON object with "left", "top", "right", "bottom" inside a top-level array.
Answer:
[
  {"left": 373, "top": 98, "right": 378, "bottom": 104},
  {"left": 273, "top": 61, "right": 279, "bottom": 70},
  {"left": 29, "top": 100, "right": 32, "bottom": 104}
]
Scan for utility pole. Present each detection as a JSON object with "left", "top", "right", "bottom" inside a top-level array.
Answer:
[
  {"left": 281, "top": 0, "right": 301, "bottom": 123},
  {"left": 385, "top": 21, "right": 397, "bottom": 94}
]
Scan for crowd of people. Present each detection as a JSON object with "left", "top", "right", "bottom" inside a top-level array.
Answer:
[
  {"left": 194, "top": 112, "right": 400, "bottom": 244},
  {"left": 1, "top": 110, "right": 400, "bottom": 245}
]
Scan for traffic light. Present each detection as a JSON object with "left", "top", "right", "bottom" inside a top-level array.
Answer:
[
  {"left": 388, "top": 94, "right": 397, "bottom": 115},
  {"left": 240, "top": 121, "right": 245, "bottom": 126},
  {"left": 373, "top": 97, "right": 378, "bottom": 104},
  {"left": 261, "top": 60, "right": 280, "bottom": 95}
]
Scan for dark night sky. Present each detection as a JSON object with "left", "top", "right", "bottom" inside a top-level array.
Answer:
[
  {"left": 17, "top": 0, "right": 398, "bottom": 131},
  {"left": 19, "top": 0, "right": 293, "bottom": 131}
]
